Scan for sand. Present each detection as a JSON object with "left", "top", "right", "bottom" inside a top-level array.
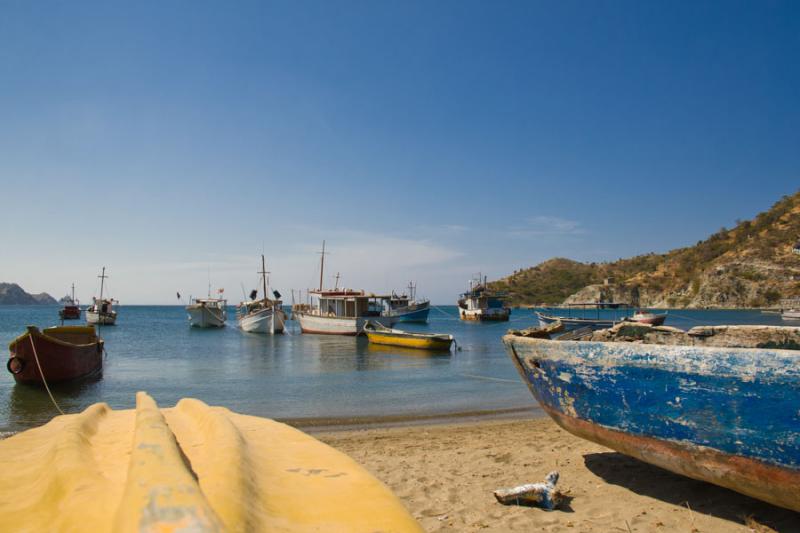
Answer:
[{"left": 316, "top": 417, "right": 799, "bottom": 532}]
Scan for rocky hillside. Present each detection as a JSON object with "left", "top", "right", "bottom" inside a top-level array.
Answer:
[
  {"left": 0, "top": 283, "right": 57, "bottom": 305},
  {"left": 491, "top": 190, "right": 800, "bottom": 308}
]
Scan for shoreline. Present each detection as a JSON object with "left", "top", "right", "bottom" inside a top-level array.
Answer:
[
  {"left": 317, "top": 417, "right": 798, "bottom": 532},
  {"left": 280, "top": 406, "right": 542, "bottom": 433}
]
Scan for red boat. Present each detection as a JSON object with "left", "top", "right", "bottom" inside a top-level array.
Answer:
[
  {"left": 58, "top": 283, "right": 81, "bottom": 320},
  {"left": 7, "top": 325, "right": 103, "bottom": 385},
  {"left": 629, "top": 310, "right": 667, "bottom": 326}
]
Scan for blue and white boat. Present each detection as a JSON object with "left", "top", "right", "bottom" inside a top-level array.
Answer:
[
  {"left": 503, "top": 323, "right": 800, "bottom": 512},
  {"left": 535, "top": 302, "right": 634, "bottom": 331},
  {"left": 385, "top": 282, "right": 430, "bottom": 323}
]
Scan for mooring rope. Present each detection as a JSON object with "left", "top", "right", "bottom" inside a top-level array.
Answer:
[
  {"left": 459, "top": 373, "right": 521, "bottom": 385},
  {"left": 28, "top": 334, "right": 65, "bottom": 416},
  {"left": 431, "top": 305, "right": 459, "bottom": 320}
]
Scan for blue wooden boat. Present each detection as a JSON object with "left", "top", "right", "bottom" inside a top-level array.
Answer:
[
  {"left": 386, "top": 283, "right": 430, "bottom": 323},
  {"left": 503, "top": 324, "right": 800, "bottom": 511},
  {"left": 535, "top": 302, "right": 634, "bottom": 331}
]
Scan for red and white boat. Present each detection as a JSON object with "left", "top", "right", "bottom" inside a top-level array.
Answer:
[
  {"left": 629, "top": 310, "right": 667, "bottom": 326},
  {"left": 59, "top": 283, "right": 81, "bottom": 321},
  {"left": 7, "top": 325, "right": 103, "bottom": 385}
]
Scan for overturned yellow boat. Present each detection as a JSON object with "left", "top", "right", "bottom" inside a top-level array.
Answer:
[
  {"left": 365, "top": 321, "right": 454, "bottom": 351},
  {"left": 0, "top": 392, "right": 421, "bottom": 532}
]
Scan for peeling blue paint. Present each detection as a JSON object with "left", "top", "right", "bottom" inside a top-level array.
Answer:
[{"left": 511, "top": 340, "right": 800, "bottom": 470}]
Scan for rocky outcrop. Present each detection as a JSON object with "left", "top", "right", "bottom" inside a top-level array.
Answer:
[{"left": 0, "top": 283, "right": 57, "bottom": 305}]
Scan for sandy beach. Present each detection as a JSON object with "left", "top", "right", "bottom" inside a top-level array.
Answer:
[{"left": 316, "top": 417, "right": 799, "bottom": 532}]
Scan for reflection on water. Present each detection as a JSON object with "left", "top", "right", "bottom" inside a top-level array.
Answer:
[{"left": 0, "top": 305, "right": 790, "bottom": 433}]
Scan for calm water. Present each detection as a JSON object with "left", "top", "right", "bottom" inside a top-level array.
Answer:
[{"left": 0, "top": 305, "right": 792, "bottom": 433}]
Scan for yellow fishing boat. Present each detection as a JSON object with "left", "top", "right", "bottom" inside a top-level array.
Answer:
[
  {"left": 0, "top": 392, "right": 421, "bottom": 532},
  {"left": 364, "top": 321, "right": 454, "bottom": 351}
]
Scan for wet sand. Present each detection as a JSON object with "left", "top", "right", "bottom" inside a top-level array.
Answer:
[{"left": 316, "top": 417, "right": 799, "bottom": 532}]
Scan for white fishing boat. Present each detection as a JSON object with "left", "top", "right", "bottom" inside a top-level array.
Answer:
[
  {"left": 295, "top": 290, "right": 396, "bottom": 335},
  {"left": 783, "top": 309, "right": 800, "bottom": 320},
  {"left": 237, "top": 255, "right": 285, "bottom": 334},
  {"left": 457, "top": 274, "right": 510, "bottom": 321},
  {"left": 292, "top": 241, "right": 396, "bottom": 335},
  {"left": 186, "top": 297, "right": 227, "bottom": 328},
  {"left": 86, "top": 267, "right": 118, "bottom": 325}
]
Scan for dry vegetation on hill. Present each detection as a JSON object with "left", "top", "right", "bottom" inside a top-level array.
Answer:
[{"left": 491, "top": 191, "right": 800, "bottom": 308}]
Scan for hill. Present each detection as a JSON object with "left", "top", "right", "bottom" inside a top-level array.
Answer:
[
  {"left": 491, "top": 190, "right": 800, "bottom": 308},
  {"left": 0, "top": 283, "right": 58, "bottom": 305}
]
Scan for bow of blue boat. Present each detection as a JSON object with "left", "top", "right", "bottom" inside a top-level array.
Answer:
[{"left": 503, "top": 322, "right": 800, "bottom": 512}]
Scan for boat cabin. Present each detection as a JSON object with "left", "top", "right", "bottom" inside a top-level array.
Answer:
[
  {"left": 90, "top": 298, "right": 116, "bottom": 314},
  {"left": 458, "top": 275, "right": 508, "bottom": 311},
  {"left": 388, "top": 293, "right": 412, "bottom": 311},
  {"left": 460, "top": 292, "right": 507, "bottom": 311},
  {"left": 310, "top": 289, "right": 392, "bottom": 318},
  {"left": 192, "top": 298, "right": 227, "bottom": 309}
]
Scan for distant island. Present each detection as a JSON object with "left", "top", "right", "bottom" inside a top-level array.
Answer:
[
  {"left": 0, "top": 283, "right": 58, "bottom": 305},
  {"left": 490, "top": 190, "right": 800, "bottom": 308}
]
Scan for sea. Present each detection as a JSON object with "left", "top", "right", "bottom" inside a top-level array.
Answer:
[{"left": 0, "top": 305, "right": 794, "bottom": 434}]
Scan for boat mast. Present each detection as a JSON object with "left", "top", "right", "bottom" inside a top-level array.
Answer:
[
  {"left": 98, "top": 267, "right": 107, "bottom": 302},
  {"left": 259, "top": 255, "right": 270, "bottom": 304},
  {"left": 318, "top": 240, "right": 327, "bottom": 291},
  {"left": 71, "top": 283, "right": 75, "bottom": 304}
]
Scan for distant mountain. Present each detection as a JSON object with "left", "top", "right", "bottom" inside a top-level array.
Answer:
[
  {"left": 0, "top": 283, "right": 58, "bottom": 305},
  {"left": 490, "top": 190, "right": 800, "bottom": 308}
]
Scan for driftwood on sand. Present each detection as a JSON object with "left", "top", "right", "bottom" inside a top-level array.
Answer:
[{"left": 493, "top": 471, "right": 564, "bottom": 510}]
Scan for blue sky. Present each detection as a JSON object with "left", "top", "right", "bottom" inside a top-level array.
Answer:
[{"left": 1, "top": 1, "right": 798, "bottom": 303}]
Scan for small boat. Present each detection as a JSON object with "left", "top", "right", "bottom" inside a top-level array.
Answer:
[
  {"left": 385, "top": 282, "right": 430, "bottom": 323},
  {"left": 292, "top": 242, "right": 397, "bottom": 335},
  {"left": 7, "top": 325, "right": 103, "bottom": 385},
  {"left": 86, "top": 267, "right": 117, "bottom": 325},
  {"left": 503, "top": 322, "right": 800, "bottom": 512},
  {"left": 58, "top": 283, "right": 81, "bottom": 320},
  {"left": 535, "top": 302, "right": 633, "bottom": 331},
  {"left": 0, "top": 392, "right": 422, "bottom": 532},
  {"left": 627, "top": 309, "right": 667, "bottom": 326},
  {"left": 783, "top": 309, "right": 800, "bottom": 320},
  {"left": 237, "top": 255, "right": 285, "bottom": 334},
  {"left": 457, "top": 274, "right": 510, "bottom": 321},
  {"left": 186, "top": 297, "right": 227, "bottom": 328},
  {"left": 364, "top": 321, "right": 454, "bottom": 351}
]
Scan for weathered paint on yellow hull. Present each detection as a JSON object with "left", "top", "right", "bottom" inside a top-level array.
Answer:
[
  {"left": 366, "top": 332, "right": 453, "bottom": 351},
  {"left": 0, "top": 392, "right": 422, "bottom": 532}
]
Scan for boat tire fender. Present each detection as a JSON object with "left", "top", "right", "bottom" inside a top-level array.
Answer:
[{"left": 7, "top": 356, "right": 25, "bottom": 375}]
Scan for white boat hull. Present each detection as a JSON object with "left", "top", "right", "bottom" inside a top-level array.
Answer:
[
  {"left": 458, "top": 307, "right": 510, "bottom": 321},
  {"left": 239, "top": 307, "right": 285, "bottom": 334},
  {"left": 86, "top": 311, "right": 117, "bottom": 325},
  {"left": 295, "top": 313, "right": 395, "bottom": 335},
  {"left": 187, "top": 305, "right": 226, "bottom": 328},
  {"left": 782, "top": 310, "right": 800, "bottom": 320}
]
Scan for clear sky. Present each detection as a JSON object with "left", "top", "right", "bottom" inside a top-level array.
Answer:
[{"left": 1, "top": 1, "right": 798, "bottom": 304}]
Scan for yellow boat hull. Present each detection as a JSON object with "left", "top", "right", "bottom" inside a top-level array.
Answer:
[
  {"left": 0, "top": 392, "right": 421, "bottom": 532},
  {"left": 366, "top": 331, "right": 453, "bottom": 351}
]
